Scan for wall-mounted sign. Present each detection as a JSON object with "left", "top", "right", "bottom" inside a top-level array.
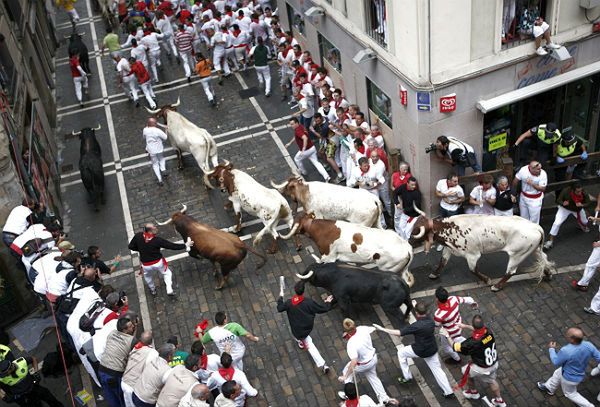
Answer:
[
  {"left": 399, "top": 86, "right": 407, "bottom": 106},
  {"left": 488, "top": 132, "right": 508, "bottom": 151},
  {"left": 440, "top": 93, "right": 456, "bottom": 113},
  {"left": 417, "top": 92, "right": 431, "bottom": 111}
]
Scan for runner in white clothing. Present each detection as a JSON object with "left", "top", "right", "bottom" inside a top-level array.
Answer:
[
  {"left": 512, "top": 161, "right": 547, "bottom": 224},
  {"left": 130, "top": 38, "right": 149, "bottom": 69},
  {"left": 206, "top": 352, "right": 257, "bottom": 407},
  {"left": 141, "top": 30, "right": 165, "bottom": 82},
  {"left": 155, "top": 11, "right": 178, "bottom": 57},
  {"left": 211, "top": 26, "right": 232, "bottom": 84},
  {"left": 143, "top": 118, "right": 169, "bottom": 185}
]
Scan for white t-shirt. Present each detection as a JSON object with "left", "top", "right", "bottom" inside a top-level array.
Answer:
[
  {"left": 298, "top": 97, "right": 314, "bottom": 119},
  {"left": 205, "top": 325, "right": 246, "bottom": 361},
  {"left": 156, "top": 17, "right": 174, "bottom": 36},
  {"left": 12, "top": 224, "right": 54, "bottom": 251},
  {"left": 206, "top": 368, "right": 257, "bottom": 407},
  {"left": 469, "top": 185, "right": 497, "bottom": 215},
  {"left": 117, "top": 58, "right": 134, "bottom": 82},
  {"left": 3, "top": 205, "right": 32, "bottom": 235},
  {"left": 533, "top": 21, "right": 549, "bottom": 38},
  {"left": 32, "top": 248, "right": 61, "bottom": 295},
  {"left": 317, "top": 106, "right": 337, "bottom": 123},
  {"left": 47, "top": 262, "right": 76, "bottom": 297},
  {"left": 346, "top": 326, "right": 376, "bottom": 363},
  {"left": 143, "top": 126, "right": 168, "bottom": 154},
  {"left": 436, "top": 179, "right": 465, "bottom": 212},
  {"left": 131, "top": 44, "right": 149, "bottom": 67},
  {"left": 515, "top": 166, "right": 547, "bottom": 198}
]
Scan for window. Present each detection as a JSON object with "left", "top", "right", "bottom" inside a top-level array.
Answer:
[
  {"left": 0, "top": 35, "right": 18, "bottom": 105},
  {"left": 319, "top": 34, "right": 341, "bottom": 73},
  {"left": 502, "top": 0, "right": 548, "bottom": 48},
  {"left": 367, "top": 80, "right": 392, "bottom": 128},
  {"left": 286, "top": 4, "right": 305, "bottom": 36},
  {"left": 365, "top": 0, "right": 387, "bottom": 48}
]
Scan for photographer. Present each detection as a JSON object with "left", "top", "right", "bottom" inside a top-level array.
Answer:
[
  {"left": 81, "top": 245, "right": 121, "bottom": 275},
  {"left": 432, "top": 136, "right": 481, "bottom": 176}
]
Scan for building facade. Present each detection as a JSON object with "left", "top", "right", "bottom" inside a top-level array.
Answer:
[
  {"left": 277, "top": 0, "right": 600, "bottom": 211},
  {"left": 0, "top": 0, "right": 61, "bottom": 325}
]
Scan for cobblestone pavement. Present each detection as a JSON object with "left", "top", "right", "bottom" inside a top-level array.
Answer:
[{"left": 51, "top": 2, "right": 600, "bottom": 406}]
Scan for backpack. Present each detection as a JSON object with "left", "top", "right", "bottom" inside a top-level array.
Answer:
[{"left": 79, "top": 300, "right": 106, "bottom": 335}]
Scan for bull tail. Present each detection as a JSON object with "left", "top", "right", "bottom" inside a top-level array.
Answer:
[
  {"left": 373, "top": 200, "right": 383, "bottom": 229},
  {"left": 244, "top": 243, "right": 267, "bottom": 270},
  {"left": 400, "top": 249, "right": 415, "bottom": 288},
  {"left": 524, "top": 228, "right": 556, "bottom": 283}
]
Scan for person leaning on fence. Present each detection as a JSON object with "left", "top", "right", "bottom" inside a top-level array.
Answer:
[
  {"left": 434, "top": 136, "right": 481, "bottom": 176},
  {"left": 514, "top": 122, "right": 561, "bottom": 167}
]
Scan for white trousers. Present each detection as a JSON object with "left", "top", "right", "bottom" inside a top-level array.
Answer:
[
  {"left": 439, "top": 335, "right": 466, "bottom": 362},
  {"left": 180, "top": 51, "right": 194, "bottom": 78},
  {"left": 255, "top": 65, "right": 271, "bottom": 95},
  {"left": 295, "top": 335, "right": 325, "bottom": 368},
  {"left": 225, "top": 48, "right": 238, "bottom": 70},
  {"left": 161, "top": 34, "right": 178, "bottom": 57},
  {"left": 199, "top": 77, "right": 214, "bottom": 102},
  {"left": 73, "top": 76, "right": 88, "bottom": 103},
  {"left": 519, "top": 194, "right": 543, "bottom": 224},
  {"left": 234, "top": 47, "right": 248, "bottom": 66},
  {"left": 294, "top": 146, "right": 329, "bottom": 181},
  {"left": 398, "top": 346, "right": 453, "bottom": 396},
  {"left": 550, "top": 206, "right": 587, "bottom": 237},
  {"left": 148, "top": 49, "right": 161, "bottom": 82},
  {"left": 395, "top": 212, "right": 416, "bottom": 240},
  {"left": 366, "top": 188, "right": 387, "bottom": 229},
  {"left": 213, "top": 49, "right": 230, "bottom": 74},
  {"left": 122, "top": 77, "right": 138, "bottom": 101},
  {"left": 121, "top": 381, "right": 135, "bottom": 407},
  {"left": 591, "top": 285, "right": 600, "bottom": 313},
  {"left": 142, "top": 258, "right": 173, "bottom": 294},
  {"left": 544, "top": 367, "right": 595, "bottom": 407},
  {"left": 150, "top": 153, "right": 166, "bottom": 182},
  {"left": 139, "top": 82, "right": 156, "bottom": 109},
  {"left": 342, "top": 355, "right": 389, "bottom": 404},
  {"left": 494, "top": 208, "right": 513, "bottom": 216},
  {"left": 579, "top": 246, "right": 600, "bottom": 287},
  {"left": 339, "top": 147, "right": 349, "bottom": 178}
]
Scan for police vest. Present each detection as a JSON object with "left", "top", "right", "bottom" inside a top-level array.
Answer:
[
  {"left": 0, "top": 358, "right": 28, "bottom": 387},
  {"left": 557, "top": 142, "right": 576, "bottom": 158},
  {"left": 536, "top": 125, "right": 561, "bottom": 145},
  {"left": 0, "top": 345, "right": 10, "bottom": 361}
]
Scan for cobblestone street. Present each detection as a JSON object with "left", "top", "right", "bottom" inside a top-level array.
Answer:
[{"left": 51, "top": 2, "right": 600, "bottom": 406}]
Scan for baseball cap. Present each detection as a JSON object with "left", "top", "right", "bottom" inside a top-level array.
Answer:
[{"left": 58, "top": 241, "right": 75, "bottom": 251}]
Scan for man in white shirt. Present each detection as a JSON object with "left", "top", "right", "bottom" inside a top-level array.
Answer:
[
  {"left": 130, "top": 38, "right": 149, "bottom": 69},
  {"left": 155, "top": 11, "right": 178, "bottom": 57},
  {"left": 347, "top": 157, "right": 387, "bottom": 229},
  {"left": 211, "top": 25, "right": 232, "bottom": 84},
  {"left": 11, "top": 223, "right": 60, "bottom": 280},
  {"left": 277, "top": 42, "right": 294, "bottom": 102},
  {"left": 114, "top": 53, "right": 139, "bottom": 105},
  {"left": 2, "top": 199, "right": 36, "bottom": 251},
  {"left": 143, "top": 118, "right": 169, "bottom": 186},
  {"left": 230, "top": 24, "right": 250, "bottom": 71},
  {"left": 206, "top": 352, "right": 257, "bottom": 407},
  {"left": 141, "top": 29, "right": 165, "bottom": 83},
  {"left": 512, "top": 161, "right": 547, "bottom": 224},
  {"left": 468, "top": 174, "right": 497, "bottom": 215},
  {"left": 178, "top": 383, "right": 211, "bottom": 407},
  {"left": 435, "top": 172, "right": 465, "bottom": 217},
  {"left": 337, "top": 319, "right": 397, "bottom": 406},
  {"left": 122, "top": 331, "right": 156, "bottom": 407}
]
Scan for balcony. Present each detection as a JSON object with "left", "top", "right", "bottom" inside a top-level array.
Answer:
[{"left": 365, "top": 0, "right": 388, "bottom": 49}]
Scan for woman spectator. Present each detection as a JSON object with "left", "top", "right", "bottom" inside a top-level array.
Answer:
[
  {"left": 392, "top": 162, "right": 412, "bottom": 190},
  {"left": 468, "top": 174, "right": 497, "bottom": 215},
  {"left": 493, "top": 176, "right": 516, "bottom": 216}
]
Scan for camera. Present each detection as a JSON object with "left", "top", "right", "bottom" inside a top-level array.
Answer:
[
  {"left": 425, "top": 143, "right": 437, "bottom": 154},
  {"left": 117, "top": 291, "right": 127, "bottom": 307}
]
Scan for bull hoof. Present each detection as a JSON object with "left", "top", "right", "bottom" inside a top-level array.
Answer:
[
  {"left": 490, "top": 285, "right": 502, "bottom": 292},
  {"left": 543, "top": 272, "right": 553, "bottom": 281},
  {"left": 428, "top": 273, "right": 439, "bottom": 279},
  {"left": 295, "top": 244, "right": 303, "bottom": 252}
]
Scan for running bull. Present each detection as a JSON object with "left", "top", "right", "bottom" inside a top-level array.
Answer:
[
  {"left": 157, "top": 204, "right": 266, "bottom": 289},
  {"left": 296, "top": 262, "right": 413, "bottom": 322},
  {"left": 410, "top": 206, "right": 555, "bottom": 291},
  {"left": 270, "top": 176, "right": 382, "bottom": 228},
  {"left": 73, "top": 125, "right": 105, "bottom": 211},
  {"left": 204, "top": 161, "right": 298, "bottom": 253},
  {"left": 282, "top": 212, "right": 414, "bottom": 286}
]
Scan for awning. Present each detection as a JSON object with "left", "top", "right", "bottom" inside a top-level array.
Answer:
[{"left": 476, "top": 60, "right": 600, "bottom": 113}]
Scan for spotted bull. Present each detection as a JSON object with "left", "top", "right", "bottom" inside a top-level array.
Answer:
[
  {"left": 73, "top": 125, "right": 104, "bottom": 211},
  {"left": 296, "top": 262, "right": 413, "bottom": 322},
  {"left": 157, "top": 204, "right": 267, "bottom": 289},
  {"left": 282, "top": 213, "right": 414, "bottom": 286},
  {"left": 410, "top": 206, "right": 555, "bottom": 291}
]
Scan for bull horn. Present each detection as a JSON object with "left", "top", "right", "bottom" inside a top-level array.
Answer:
[
  {"left": 295, "top": 270, "right": 314, "bottom": 280},
  {"left": 71, "top": 130, "right": 81, "bottom": 136},
  {"left": 156, "top": 218, "right": 172, "bottom": 226},
  {"left": 145, "top": 106, "right": 161, "bottom": 115},
  {"left": 280, "top": 222, "right": 300, "bottom": 239},
  {"left": 180, "top": 203, "right": 187, "bottom": 213},
  {"left": 412, "top": 202, "right": 426, "bottom": 217},
  {"left": 222, "top": 159, "right": 230, "bottom": 167},
  {"left": 270, "top": 179, "right": 289, "bottom": 190},
  {"left": 172, "top": 97, "right": 181, "bottom": 108},
  {"left": 202, "top": 171, "right": 215, "bottom": 189},
  {"left": 412, "top": 226, "right": 426, "bottom": 239},
  {"left": 92, "top": 124, "right": 101, "bottom": 131}
]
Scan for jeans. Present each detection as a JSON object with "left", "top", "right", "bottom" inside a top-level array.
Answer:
[
  {"left": 439, "top": 207, "right": 460, "bottom": 217},
  {"left": 98, "top": 369, "right": 125, "bottom": 407}
]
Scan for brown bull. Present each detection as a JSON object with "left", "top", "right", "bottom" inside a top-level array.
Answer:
[{"left": 158, "top": 204, "right": 266, "bottom": 289}]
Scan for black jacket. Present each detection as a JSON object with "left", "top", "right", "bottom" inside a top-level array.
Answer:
[
  {"left": 277, "top": 296, "right": 330, "bottom": 339},
  {"left": 128, "top": 232, "right": 186, "bottom": 263},
  {"left": 401, "top": 316, "right": 438, "bottom": 358}
]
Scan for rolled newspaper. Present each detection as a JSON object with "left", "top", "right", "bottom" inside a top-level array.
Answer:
[
  {"left": 279, "top": 276, "right": 285, "bottom": 295},
  {"left": 478, "top": 188, "right": 484, "bottom": 208},
  {"left": 594, "top": 211, "right": 598, "bottom": 226}
]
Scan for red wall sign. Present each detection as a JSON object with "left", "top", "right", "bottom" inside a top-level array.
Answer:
[
  {"left": 399, "top": 85, "right": 407, "bottom": 106},
  {"left": 440, "top": 93, "right": 456, "bottom": 113}
]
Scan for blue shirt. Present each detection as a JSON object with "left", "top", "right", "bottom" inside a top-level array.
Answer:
[{"left": 549, "top": 341, "right": 600, "bottom": 383}]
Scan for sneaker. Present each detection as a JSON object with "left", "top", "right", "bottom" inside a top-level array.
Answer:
[
  {"left": 135, "top": 101, "right": 140, "bottom": 108},
  {"left": 162, "top": 170, "right": 169, "bottom": 177},
  {"left": 321, "top": 365, "right": 330, "bottom": 374},
  {"left": 492, "top": 397, "right": 506, "bottom": 407},
  {"left": 337, "top": 391, "right": 347, "bottom": 400},
  {"left": 547, "top": 42, "right": 561, "bottom": 49},
  {"left": 591, "top": 366, "right": 600, "bottom": 376},
  {"left": 397, "top": 376, "right": 411, "bottom": 384},
  {"left": 443, "top": 393, "right": 456, "bottom": 399},
  {"left": 158, "top": 181, "right": 164, "bottom": 187},
  {"left": 150, "top": 288, "right": 157, "bottom": 296},
  {"left": 265, "top": 92, "right": 271, "bottom": 97},
  {"left": 578, "top": 223, "right": 590, "bottom": 233},
  {"left": 536, "top": 47, "right": 548, "bottom": 56},
  {"left": 543, "top": 240, "right": 553, "bottom": 250},
  {"left": 187, "top": 76, "right": 192, "bottom": 83},
  {"left": 462, "top": 389, "right": 481, "bottom": 400},
  {"left": 571, "top": 280, "right": 588, "bottom": 292},
  {"left": 436, "top": 244, "right": 444, "bottom": 252},
  {"left": 584, "top": 307, "right": 600, "bottom": 316},
  {"left": 324, "top": 177, "right": 331, "bottom": 183},
  {"left": 537, "top": 382, "right": 554, "bottom": 395}
]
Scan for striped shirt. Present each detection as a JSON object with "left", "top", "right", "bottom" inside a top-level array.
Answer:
[
  {"left": 434, "top": 295, "right": 475, "bottom": 339},
  {"left": 175, "top": 30, "right": 194, "bottom": 53}
]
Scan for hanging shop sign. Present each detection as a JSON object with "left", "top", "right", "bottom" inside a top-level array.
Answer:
[
  {"left": 440, "top": 93, "right": 457, "bottom": 113},
  {"left": 488, "top": 131, "right": 508, "bottom": 151},
  {"left": 399, "top": 85, "right": 407, "bottom": 106}
]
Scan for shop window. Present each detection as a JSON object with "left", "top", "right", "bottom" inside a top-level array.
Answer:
[
  {"left": 319, "top": 34, "right": 341, "bottom": 73},
  {"left": 502, "top": 0, "right": 548, "bottom": 48},
  {"left": 286, "top": 3, "right": 305, "bottom": 37},
  {"left": 367, "top": 79, "right": 392, "bottom": 128},
  {"left": 365, "top": 0, "right": 387, "bottom": 48}
]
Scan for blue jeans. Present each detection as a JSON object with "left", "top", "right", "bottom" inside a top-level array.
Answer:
[
  {"left": 439, "top": 207, "right": 460, "bottom": 218},
  {"left": 299, "top": 115, "right": 312, "bottom": 132},
  {"left": 132, "top": 393, "right": 155, "bottom": 407},
  {"left": 98, "top": 370, "right": 125, "bottom": 407}
]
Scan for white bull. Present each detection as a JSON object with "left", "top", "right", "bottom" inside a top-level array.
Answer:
[
  {"left": 410, "top": 210, "right": 555, "bottom": 291},
  {"left": 271, "top": 176, "right": 383, "bottom": 228},
  {"left": 282, "top": 213, "right": 414, "bottom": 286},
  {"left": 205, "top": 161, "right": 298, "bottom": 253},
  {"left": 147, "top": 98, "right": 218, "bottom": 187}
]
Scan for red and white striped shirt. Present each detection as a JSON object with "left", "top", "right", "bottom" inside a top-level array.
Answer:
[
  {"left": 434, "top": 295, "right": 475, "bottom": 339},
  {"left": 175, "top": 30, "right": 194, "bottom": 53}
]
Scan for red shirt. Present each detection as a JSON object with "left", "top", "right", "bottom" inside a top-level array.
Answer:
[
  {"left": 392, "top": 171, "right": 412, "bottom": 189},
  {"left": 178, "top": 9, "right": 191, "bottom": 24},
  {"left": 294, "top": 125, "right": 313, "bottom": 150},
  {"left": 158, "top": 1, "right": 174, "bottom": 16},
  {"left": 129, "top": 60, "right": 150, "bottom": 84},
  {"left": 70, "top": 56, "right": 82, "bottom": 77}
]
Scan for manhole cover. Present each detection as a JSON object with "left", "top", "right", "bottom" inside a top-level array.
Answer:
[{"left": 238, "top": 88, "right": 260, "bottom": 99}]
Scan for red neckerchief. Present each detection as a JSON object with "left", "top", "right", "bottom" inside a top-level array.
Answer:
[
  {"left": 357, "top": 145, "right": 365, "bottom": 154},
  {"left": 226, "top": 11, "right": 233, "bottom": 16},
  {"left": 291, "top": 294, "right": 304, "bottom": 306},
  {"left": 294, "top": 50, "right": 302, "bottom": 59},
  {"left": 200, "top": 352, "right": 208, "bottom": 369},
  {"left": 472, "top": 327, "right": 487, "bottom": 340},
  {"left": 345, "top": 399, "right": 359, "bottom": 407},
  {"left": 194, "top": 319, "right": 209, "bottom": 338},
  {"left": 218, "top": 367, "right": 235, "bottom": 381},
  {"left": 134, "top": 341, "right": 148, "bottom": 350},
  {"left": 569, "top": 190, "right": 584, "bottom": 204},
  {"left": 232, "top": 29, "right": 241, "bottom": 37},
  {"left": 343, "top": 329, "right": 356, "bottom": 340},
  {"left": 237, "top": 15, "right": 244, "bottom": 20},
  {"left": 437, "top": 299, "right": 451, "bottom": 311},
  {"left": 361, "top": 166, "right": 370, "bottom": 176},
  {"left": 334, "top": 97, "right": 344, "bottom": 109},
  {"left": 143, "top": 232, "right": 155, "bottom": 243},
  {"left": 215, "top": 17, "right": 221, "bottom": 22}
]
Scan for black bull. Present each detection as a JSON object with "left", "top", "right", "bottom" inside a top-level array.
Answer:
[
  {"left": 77, "top": 127, "right": 104, "bottom": 211},
  {"left": 68, "top": 32, "right": 90, "bottom": 74},
  {"left": 297, "top": 262, "right": 413, "bottom": 322}
]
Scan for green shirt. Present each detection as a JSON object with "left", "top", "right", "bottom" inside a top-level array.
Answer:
[
  {"left": 103, "top": 33, "right": 120, "bottom": 52},
  {"left": 168, "top": 350, "right": 189, "bottom": 367},
  {"left": 201, "top": 322, "right": 247, "bottom": 344},
  {"left": 252, "top": 44, "right": 269, "bottom": 67}
]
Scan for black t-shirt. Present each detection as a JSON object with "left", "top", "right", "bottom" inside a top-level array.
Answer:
[
  {"left": 81, "top": 256, "right": 111, "bottom": 275},
  {"left": 454, "top": 329, "right": 498, "bottom": 368},
  {"left": 393, "top": 185, "right": 422, "bottom": 217},
  {"left": 128, "top": 232, "right": 186, "bottom": 263},
  {"left": 494, "top": 188, "right": 513, "bottom": 211},
  {"left": 400, "top": 316, "right": 438, "bottom": 358},
  {"left": 277, "top": 296, "right": 330, "bottom": 339}
]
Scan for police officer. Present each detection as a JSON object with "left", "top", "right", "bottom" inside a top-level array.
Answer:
[
  {"left": 514, "top": 122, "right": 562, "bottom": 166},
  {"left": 554, "top": 130, "right": 588, "bottom": 181},
  {"left": 0, "top": 356, "right": 63, "bottom": 407}
]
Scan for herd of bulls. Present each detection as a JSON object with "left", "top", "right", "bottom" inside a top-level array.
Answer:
[{"left": 71, "top": 100, "right": 556, "bottom": 322}]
